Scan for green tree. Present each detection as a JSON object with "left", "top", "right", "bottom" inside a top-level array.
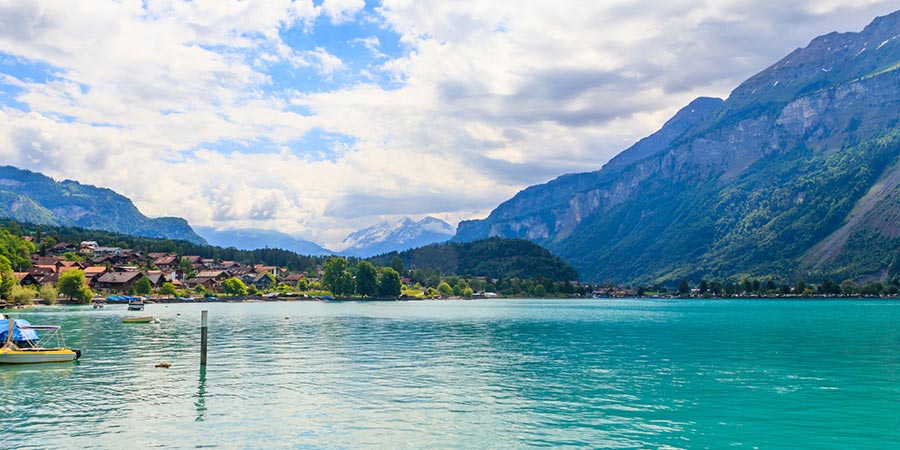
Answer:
[
  {"left": 63, "top": 251, "right": 84, "bottom": 262},
  {"left": 437, "top": 281, "right": 452, "bottom": 298},
  {"left": 159, "top": 282, "right": 177, "bottom": 297},
  {"left": 840, "top": 279, "right": 859, "bottom": 295},
  {"left": 39, "top": 284, "right": 58, "bottom": 305},
  {"left": 462, "top": 286, "right": 474, "bottom": 299},
  {"left": 134, "top": 276, "right": 152, "bottom": 295},
  {"left": 58, "top": 269, "right": 88, "bottom": 301},
  {"left": 296, "top": 278, "right": 310, "bottom": 291},
  {"left": 377, "top": 267, "right": 402, "bottom": 298},
  {"left": 390, "top": 255, "right": 405, "bottom": 275},
  {"left": 677, "top": 278, "right": 690, "bottom": 295},
  {"left": 355, "top": 261, "right": 379, "bottom": 297},
  {"left": 178, "top": 257, "right": 196, "bottom": 279},
  {"left": 10, "top": 284, "right": 35, "bottom": 305},
  {"left": 795, "top": 279, "right": 807, "bottom": 296},
  {"left": 452, "top": 278, "right": 468, "bottom": 296},
  {"left": 533, "top": 284, "right": 547, "bottom": 298},
  {"left": 323, "top": 257, "right": 354, "bottom": 296},
  {"left": 221, "top": 277, "right": 248, "bottom": 296}
]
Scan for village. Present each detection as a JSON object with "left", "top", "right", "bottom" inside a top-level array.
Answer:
[{"left": 13, "top": 240, "right": 313, "bottom": 300}]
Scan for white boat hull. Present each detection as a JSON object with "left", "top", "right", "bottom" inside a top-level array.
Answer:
[{"left": 0, "top": 348, "right": 78, "bottom": 364}]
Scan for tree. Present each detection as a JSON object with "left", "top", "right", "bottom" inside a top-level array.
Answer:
[
  {"left": 377, "top": 267, "right": 402, "bottom": 298},
  {"left": 10, "top": 284, "right": 35, "bottom": 305},
  {"left": 323, "top": 257, "right": 354, "bottom": 296},
  {"left": 63, "top": 251, "right": 84, "bottom": 262},
  {"left": 58, "top": 269, "right": 88, "bottom": 301},
  {"left": 437, "top": 281, "right": 452, "bottom": 298},
  {"left": 178, "top": 257, "right": 196, "bottom": 280},
  {"left": 840, "top": 279, "right": 860, "bottom": 295},
  {"left": 795, "top": 279, "right": 807, "bottom": 296},
  {"left": 452, "top": 278, "right": 468, "bottom": 296},
  {"left": 390, "top": 255, "right": 405, "bottom": 275},
  {"left": 221, "top": 277, "right": 248, "bottom": 296},
  {"left": 39, "top": 284, "right": 58, "bottom": 305},
  {"left": 533, "top": 284, "right": 547, "bottom": 298},
  {"left": 677, "top": 278, "right": 690, "bottom": 295},
  {"left": 134, "top": 276, "right": 152, "bottom": 295},
  {"left": 296, "top": 278, "right": 310, "bottom": 291},
  {"left": 159, "top": 282, "right": 177, "bottom": 297},
  {"left": 355, "top": 261, "right": 379, "bottom": 297},
  {"left": 698, "top": 279, "right": 709, "bottom": 294},
  {"left": 463, "top": 286, "right": 474, "bottom": 299}
]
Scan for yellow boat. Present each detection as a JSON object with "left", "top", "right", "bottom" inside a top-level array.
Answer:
[
  {"left": 1, "top": 318, "right": 81, "bottom": 364},
  {"left": 0, "top": 347, "right": 80, "bottom": 364},
  {"left": 121, "top": 316, "right": 155, "bottom": 323}
]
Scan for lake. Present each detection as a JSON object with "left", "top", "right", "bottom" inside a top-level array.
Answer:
[{"left": 2, "top": 299, "right": 900, "bottom": 449}]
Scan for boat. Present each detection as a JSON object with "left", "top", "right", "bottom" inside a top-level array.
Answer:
[
  {"left": 121, "top": 316, "right": 154, "bottom": 323},
  {"left": 0, "top": 318, "right": 81, "bottom": 364},
  {"left": 127, "top": 299, "right": 145, "bottom": 311}
]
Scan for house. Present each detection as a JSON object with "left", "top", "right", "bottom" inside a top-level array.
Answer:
[
  {"left": 79, "top": 241, "right": 100, "bottom": 253},
  {"left": 282, "top": 273, "right": 306, "bottom": 284},
  {"left": 94, "top": 246, "right": 123, "bottom": 257},
  {"left": 48, "top": 242, "right": 77, "bottom": 256},
  {"left": 184, "top": 276, "right": 219, "bottom": 291},
  {"left": 254, "top": 265, "right": 280, "bottom": 277},
  {"left": 184, "top": 270, "right": 231, "bottom": 291},
  {"left": 153, "top": 254, "right": 179, "bottom": 270},
  {"left": 82, "top": 266, "right": 111, "bottom": 285},
  {"left": 13, "top": 272, "right": 39, "bottom": 287},
  {"left": 144, "top": 271, "right": 168, "bottom": 289},
  {"left": 94, "top": 272, "right": 149, "bottom": 293},
  {"left": 251, "top": 272, "right": 277, "bottom": 290}
]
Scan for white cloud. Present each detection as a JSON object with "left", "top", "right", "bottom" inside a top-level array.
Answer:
[
  {"left": 320, "top": 0, "right": 365, "bottom": 25},
  {"left": 0, "top": 0, "right": 898, "bottom": 249}
]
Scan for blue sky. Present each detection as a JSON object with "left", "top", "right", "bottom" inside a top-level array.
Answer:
[{"left": 0, "top": 0, "right": 897, "bottom": 249}]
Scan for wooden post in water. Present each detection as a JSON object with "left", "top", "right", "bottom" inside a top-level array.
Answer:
[{"left": 200, "top": 310, "right": 208, "bottom": 366}]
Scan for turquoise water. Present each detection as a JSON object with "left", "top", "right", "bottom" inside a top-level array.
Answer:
[{"left": 2, "top": 299, "right": 900, "bottom": 449}]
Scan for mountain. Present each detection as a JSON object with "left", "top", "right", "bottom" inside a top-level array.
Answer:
[
  {"left": 368, "top": 237, "right": 578, "bottom": 281},
  {"left": 455, "top": 10, "right": 900, "bottom": 285},
  {"left": 340, "top": 217, "right": 455, "bottom": 257},
  {"left": 195, "top": 226, "right": 332, "bottom": 256},
  {"left": 0, "top": 166, "right": 207, "bottom": 245}
]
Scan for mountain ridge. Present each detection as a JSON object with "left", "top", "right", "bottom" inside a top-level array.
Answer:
[
  {"left": 0, "top": 165, "right": 207, "bottom": 245},
  {"left": 340, "top": 216, "right": 455, "bottom": 257},
  {"left": 455, "top": 10, "right": 900, "bottom": 284}
]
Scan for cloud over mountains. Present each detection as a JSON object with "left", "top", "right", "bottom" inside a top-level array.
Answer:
[{"left": 0, "top": 0, "right": 896, "bottom": 248}]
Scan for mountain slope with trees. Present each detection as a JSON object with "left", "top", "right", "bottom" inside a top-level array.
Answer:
[
  {"left": 455, "top": 10, "right": 900, "bottom": 285},
  {"left": 369, "top": 237, "right": 577, "bottom": 282},
  {"left": 0, "top": 166, "right": 206, "bottom": 245}
]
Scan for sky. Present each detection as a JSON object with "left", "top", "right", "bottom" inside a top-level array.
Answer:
[{"left": 0, "top": 0, "right": 898, "bottom": 250}]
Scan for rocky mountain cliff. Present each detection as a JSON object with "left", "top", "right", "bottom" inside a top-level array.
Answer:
[
  {"left": 0, "top": 166, "right": 207, "bottom": 245},
  {"left": 455, "top": 10, "right": 900, "bottom": 284},
  {"left": 341, "top": 216, "right": 455, "bottom": 257}
]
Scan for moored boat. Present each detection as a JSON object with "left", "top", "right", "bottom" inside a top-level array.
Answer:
[
  {"left": 127, "top": 298, "right": 145, "bottom": 311},
  {"left": 0, "top": 318, "right": 81, "bottom": 364},
  {"left": 121, "top": 316, "right": 154, "bottom": 323}
]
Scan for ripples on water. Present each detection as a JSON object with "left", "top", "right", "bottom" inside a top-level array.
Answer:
[{"left": 2, "top": 299, "right": 900, "bottom": 449}]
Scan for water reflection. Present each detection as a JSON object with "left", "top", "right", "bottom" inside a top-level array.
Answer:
[{"left": 195, "top": 366, "right": 207, "bottom": 422}]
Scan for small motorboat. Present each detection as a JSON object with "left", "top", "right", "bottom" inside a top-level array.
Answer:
[
  {"left": 0, "top": 318, "right": 81, "bottom": 364},
  {"left": 121, "top": 316, "right": 155, "bottom": 324},
  {"left": 127, "top": 299, "right": 145, "bottom": 311}
]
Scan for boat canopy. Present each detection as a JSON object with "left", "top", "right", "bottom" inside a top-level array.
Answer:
[{"left": 0, "top": 319, "right": 40, "bottom": 342}]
